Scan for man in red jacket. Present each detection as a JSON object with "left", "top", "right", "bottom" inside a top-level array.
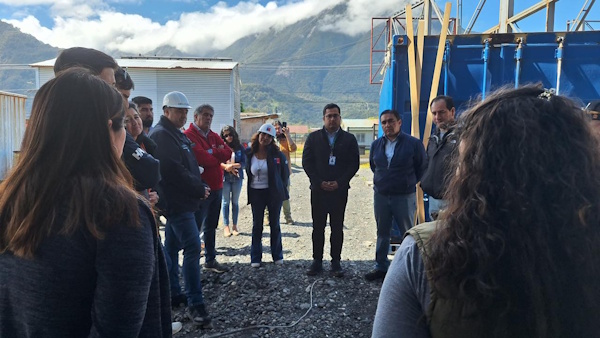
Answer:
[{"left": 185, "top": 104, "right": 232, "bottom": 273}]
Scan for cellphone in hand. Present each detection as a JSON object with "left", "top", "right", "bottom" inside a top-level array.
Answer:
[{"left": 282, "top": 122, "right": 287, "bottom": 128}]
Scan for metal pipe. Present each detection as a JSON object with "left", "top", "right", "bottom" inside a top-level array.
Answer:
[
  {"left": 514, "top": 38, "right": 523, "bottom": 88},
  {"left": 443, "top": 41, "right": 451, "bottom": 95},
  {"left": 555, "top": 37, "right": 564, "bottom": 94},
  {"left": 482, "top": 39, "right": 490, "bottom": 100}
]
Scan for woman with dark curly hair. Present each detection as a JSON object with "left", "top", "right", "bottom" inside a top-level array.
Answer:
[{"left": 372, "top": 85, "right": 600, "bottom": 338}]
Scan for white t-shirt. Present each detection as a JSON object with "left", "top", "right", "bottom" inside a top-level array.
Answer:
[{"left": 250, "top": 155, "right": 269, "bottom": 189}]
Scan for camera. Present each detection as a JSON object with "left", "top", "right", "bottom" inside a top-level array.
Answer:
[{"left": 282, "top": 121, "right": 287, "bottom": 128}]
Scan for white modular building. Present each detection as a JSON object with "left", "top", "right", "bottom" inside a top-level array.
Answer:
[{"left": 30, "top": 56, "right": 241, "bottom": 132}]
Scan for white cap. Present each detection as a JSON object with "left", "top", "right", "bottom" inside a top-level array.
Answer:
[
  {"left": 257, "top": 123, "right": 276, "bottom": 137},
  {"left": 162, "top": 91, "right": 192, "bottom": 109}
]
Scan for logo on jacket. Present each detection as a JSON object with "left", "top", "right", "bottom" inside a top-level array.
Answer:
[
  {"left": 275, "top": 158, "right": 281, "bottom": 164},
  {"left": 132, "top": 147, "right": 146, "bottom": 160}
]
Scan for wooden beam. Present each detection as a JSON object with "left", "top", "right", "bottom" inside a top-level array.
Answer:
[
  {"left": 424, "top": 2, "right": 452, "bottom": 149},
  {"left": 416, "top": 20, "right": 425, "bottom": 97},
  {"left": 419, "top": 2, "right": 452, "bottom": 224},
  {"left": 405, "top": 5, "right": 420, "bottom": 138}
]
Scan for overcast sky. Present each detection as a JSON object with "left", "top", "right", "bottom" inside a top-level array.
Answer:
[{"left": 0, "top": 0, "right": 597, "bottom": 55}]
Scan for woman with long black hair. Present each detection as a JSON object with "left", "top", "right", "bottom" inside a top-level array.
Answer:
[
  {"left": 373, "top": 85, "right": 600, "bottom": 338},
  {"left": 0, "top": 68, "right": 170, "bottom": 337},
  {"left": 245, "top": 123, "right": 289, "bottom": 268}
]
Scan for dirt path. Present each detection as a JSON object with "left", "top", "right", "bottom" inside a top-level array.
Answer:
[{"left": 172, "top": 166, "right": 383, "bottom": 338}]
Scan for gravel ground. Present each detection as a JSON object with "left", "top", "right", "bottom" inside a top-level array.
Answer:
[{"left": 167, "top": 165, "right": 384, "bottom": 338}]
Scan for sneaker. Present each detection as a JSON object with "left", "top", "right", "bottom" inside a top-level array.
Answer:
[
  {"left": 330, "top": 260, "right": 344, "bottom": 278},
  {"left": 251, "top": 262, "right": 261, "bottom": 268},
  {"left": 285, "top": 218, "right": 295, "bottom": 225},
  {"left": 274, "top": 259, "right": 284, "bottom": 265},
  {"left": 364, "top": 269, "right": 387, "bottom": 281},
  {"left": 171, "top": 293, "right": 188, "bottom": 308},
  {"left": 187, "top": 304, "right": 212, "bottom": 327},
  {"left": 172, "top": 321, "right": 183, "bottom": 335},
  {"left": 306, "top": 260, "right": 323, "bottom": 276},
  {"left": 203, "top": 260, "right": 229, "bottom": 273}
]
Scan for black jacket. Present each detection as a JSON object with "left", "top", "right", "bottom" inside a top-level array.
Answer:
[
  {"left": 149, "top": 116, "right": 206, "bottom": 215},
  {"left": 245, "top": 145, "right": 289, "bottom": 204},
  {"left": 0, "top": 200, "right": 171, "bottom": 338},
  {"left": 302, "top": 127, "right": 360, "bottom": 192},
  {"left": 420, "top": 125, "right": 458, "bottom": 199},
  {"left": 122, "top": 132, "right": 161, "bottom": 191},
  {"left": 370, "top": 132, "right": 426, "bottom": 195},
  {"left": 136, "top": 132, "right": 158, "bottom": 156}
]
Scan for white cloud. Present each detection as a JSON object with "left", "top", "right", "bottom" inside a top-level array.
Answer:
[{"left": 2, "top": 0, "right": 408, "bottom": 54}]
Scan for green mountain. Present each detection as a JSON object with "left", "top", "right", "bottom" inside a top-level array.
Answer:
[
  {"left": 0, "top": 21, "right": 59, "bottom": 100},
  {"left": 0, "top": 4, "right": 384, "bottom": 126},
  {"left": 216, "top": 4, "right": 381, "bottom": 126}
]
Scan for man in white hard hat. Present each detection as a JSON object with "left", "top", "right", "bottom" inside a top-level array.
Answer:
[{"left": 149, "top": 91, "right": 212, "bottom": 327}]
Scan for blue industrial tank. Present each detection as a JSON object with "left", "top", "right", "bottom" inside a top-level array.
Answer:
[{"left": 379, "top": 31, "right": 600, "bottom": 137}]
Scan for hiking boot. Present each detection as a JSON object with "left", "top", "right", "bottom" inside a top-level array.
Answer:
[
  {"left": 203, "top": 260, "right": 229, "bottom": 273},
  {"left": 171, "top": 293, "right": 188, "bottom": 308},
  {"left": 187, "top": 304, "right": 212, "bottom": 327},
  {"left": 364, "top": 269, "right": 387, "bottom": 281},
  {"left": 306, "top": 260, "right": 323, "bottom": 276},
  {"left": 330, "top": 260, "right": 344, "bottom": 278}
]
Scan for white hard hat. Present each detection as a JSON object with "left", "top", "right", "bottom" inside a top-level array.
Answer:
[
  {"left": 257, "top": 123, "right": 276, "bottom": 137},
  {"left": 162, "top": 91, "right": 192, "bottom": 109}
]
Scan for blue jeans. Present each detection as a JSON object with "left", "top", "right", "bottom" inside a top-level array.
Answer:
[
  {"left": 222, "top": 179, "right": 243, "bottom": 226},
  {"left": 250, "top": 188, "right": 283, "bottom": 264},
  {"left": 428, "top": 196, "right": 447, "bottom": 220},
  {"left": 373, "top": 191, "right": 416, "bottom": 272},
  {"left": 164, "top": 212, "right": 205, "bottom": 306},
  {"left": 195, "top": 189, "right": 223, "bottom": 263}
]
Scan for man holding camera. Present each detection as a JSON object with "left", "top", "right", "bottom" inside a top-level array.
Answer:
[{"left": 274, "top": 121, "right": 297, "bottom": 224}]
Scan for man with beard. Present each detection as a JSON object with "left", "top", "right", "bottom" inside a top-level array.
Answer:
[
  {"left": 420, "top": 95, "right": 458, "bottom": 220},
  {"left": 132, "top": 96, "right": 155, "bottom": 134}
]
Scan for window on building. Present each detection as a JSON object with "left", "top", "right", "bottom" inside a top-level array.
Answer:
[{"left": 357, "top": 133, "right": 365, "bottom": 143}]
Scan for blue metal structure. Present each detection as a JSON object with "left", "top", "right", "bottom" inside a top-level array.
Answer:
[{"left": 379, "top": 31, "right": 600, "bottom": 137}]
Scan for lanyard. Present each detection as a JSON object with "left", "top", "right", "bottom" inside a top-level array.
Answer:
[{"left": 328, "top": 132, "right": 338, "bottom": 156}]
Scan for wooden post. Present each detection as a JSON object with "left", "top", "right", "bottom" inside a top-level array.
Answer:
[{"left": 405, "top": 5, "right": 420, "bottom": 138}]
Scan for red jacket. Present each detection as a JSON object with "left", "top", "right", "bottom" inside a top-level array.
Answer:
[{"left": 184, "top": 123, "right": 232, "bottom": 190}]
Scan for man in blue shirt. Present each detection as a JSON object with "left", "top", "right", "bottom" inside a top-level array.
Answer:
[{"left": 366, "top": 109, "right": 426, "bottom": 281}]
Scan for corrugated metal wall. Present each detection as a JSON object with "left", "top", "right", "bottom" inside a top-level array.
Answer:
[
  {"left": 35, "top": 66, "right": 241, "bottom": 134},
  {"left": 156, "top": 69, "right": 233, "bottom": 132},
  {"left": 0, "top": 91, "right": 27, "bottom": 180}
]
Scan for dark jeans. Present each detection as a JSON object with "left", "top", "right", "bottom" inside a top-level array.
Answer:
[
  {"left": 194, "top": 189, "right": 223, "bottom": 263},
  {"left": 310, "top": 189, "right": 349, "bottom": 262},
  {"left": 164, "top": 212, "right": 205, "bottom": 306},
  {"left": 250, "top": 188, "right": 283, "bottom": 264},
  {"left": 373, "top": 191, "right": 416, "bottom": 271}
]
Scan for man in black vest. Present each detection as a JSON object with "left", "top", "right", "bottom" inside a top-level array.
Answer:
[
  {"left": 421, "top": 95, "right": 458, "bottom": 220},
  {"left": 302, "top": 103, "right": 359, "bottom": 277}
]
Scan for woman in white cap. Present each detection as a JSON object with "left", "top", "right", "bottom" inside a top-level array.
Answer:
[{"left": 245, "top": 123, "right": 290, "bottom": 268}]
